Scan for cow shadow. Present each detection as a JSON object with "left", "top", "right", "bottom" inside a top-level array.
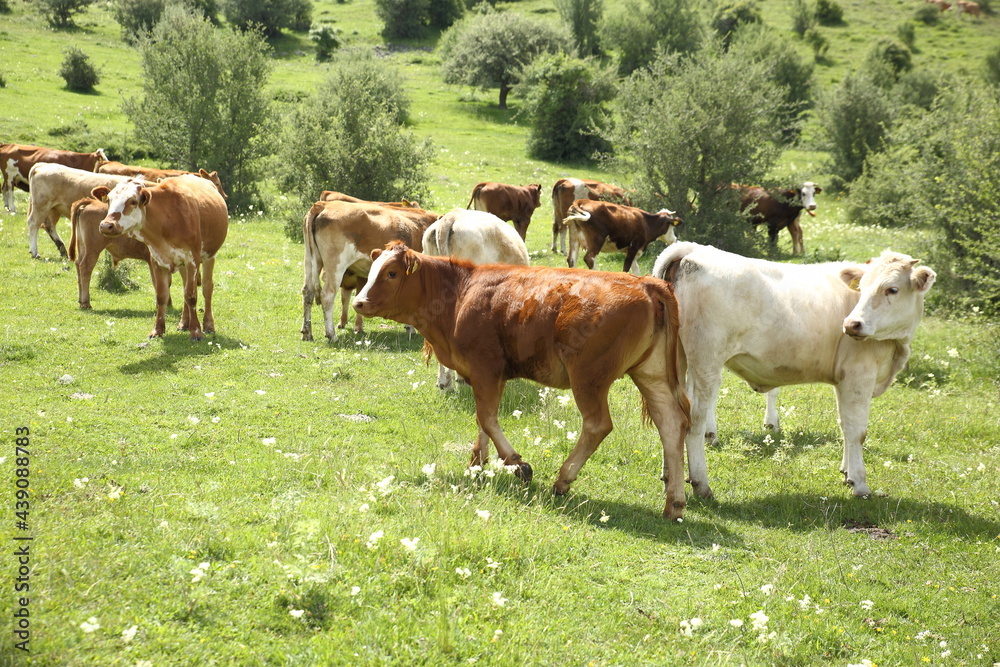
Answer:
[
  {"left": 317, "top": 326, "right": 427, "bottom": 353},
  {"left": 85, "top": 307, "right": 153, "bottom": 319},
  {"left": 118, "top": 333, "right": 250, "bottom": 375}
]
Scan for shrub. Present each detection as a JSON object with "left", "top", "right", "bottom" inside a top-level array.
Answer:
[
  {"left": 605, "top": 47, "right": 783, "bottom": 254},
  {"left": 804, "top": 27, "right": 829, "bottom": 59},
  {"left": 39, "top": 0, "right": 94, "bottom": 28},
  {"left": 59, "top": 48, "right": 100, "bottom": 92},
  {"left": 374, "top": 0, "right": 430, "bottom": 39},
  {"left": 439, "top": 7, "right": 572, "bottom": 109},
  {"left": 427, "top": 0, "right": 465, "bottom": 29},
  {"left": 0, "top": 0, "right": 10, "bottom": 12},
  {"left": 113, "top": 0, "right": 219, "bottom": 41},
  {"left": 814, "top": 0, "right": 843, "bottom": 25},
  {"left": 790, "top": 0, "right": 815, "bottom": 36},
  {"left": 985, "top": 44, "right": 1000, "bottom": 87},
  {"left": 222, "top": 0, "right": 312, "bottom": 37},
  {"left": 894, "top": 68, "right": 940, "bottom": 110},
  {"left": 897, "top": 21, "right": 915, "bottom": 50},
  {"left": 601, "top": 0, "right": 705, "bottom": 75},
  {"left": 555, "top": 0, "right": 603, "bottom": 56},
  {"left": 309, "top": 24, "right": 341, "bottom": 62},
  {"left": 123, "top": 5, "right": 274, "bottom": 210},
  {"left": 275, "top": 48, "right": 432, "bottom": 239},
  {"left": 864, "top": 38, "right": 913, "bottom": 83},
  {"left": 514, "top": 53, "right": 615, "bottom": 161},
  {"left": 914, "top": 4, "right": 940, "bottom": 24},
  {"left": 711, "top": 0, "right": 762, "bottom": 48},
  {"left": 0, "top": 72, "right": 6, "bottom": 88}
]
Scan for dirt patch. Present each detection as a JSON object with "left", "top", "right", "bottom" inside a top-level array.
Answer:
[{"left": 843, "top": 520, "right": 898, "bottom": 540}]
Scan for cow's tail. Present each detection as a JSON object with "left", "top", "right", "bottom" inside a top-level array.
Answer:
[
  {"left": 302, "top": 203, "right": 324, "bottom": 305},
  {"left": 640, "top": 281, "right": 691, "bottom": 430},
  {"left": 68, "top": 200, "right": 83, "bottom": 262},
  {"left": 651, "top": 241, "right": 699, "bottom": 284},
  {"left": 561, "top": 203, "right": 590, "bottom": 232},
  {"left": 424, "top": 212, "right": 456, "bottom": 257},
  {"left": 466, "top": 183, "right": 483, "bottom": 210}
]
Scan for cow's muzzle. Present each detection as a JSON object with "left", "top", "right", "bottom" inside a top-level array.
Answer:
[
  {"left": 843, "top": 318, "right": 869, "bottom": 340},
  {"left": 99, "top": 220, "right": 123, "bottom": 237},
  {"left": 352, "top": 298, "right": 373, "bottom": 317}
]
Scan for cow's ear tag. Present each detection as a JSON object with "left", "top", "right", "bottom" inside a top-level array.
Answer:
[
  {"left": 406, "top": 258, "right": 420, "bottom": 275},
  {"left": 849, "top": 278, "right": 861, "bottom": 291}
]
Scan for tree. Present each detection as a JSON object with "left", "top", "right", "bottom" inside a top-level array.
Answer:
[
  {"left": 59, "top": 48, "right": 100, "bottom": 92},
  {"left": 276, "top": 49, "right": 433, "bottom": 240},
  {"left": 555, "top": 0, "right": 604, "bottom": 57},
  {"left": 439, "top": 7, "right": 572, "bottom": 109},
  {"left": 606, "top": 48, "right": 783, "bottom": 254},
  {"left": 222, "top": 0, "right": 311, "bottom": 37},
  {"left": 39, "top": 0, "right": 93, "bottom": 28},
  {"left": 601, "top": 0, "right": 704, "bottom": 75},
  {"left": 123, "top": 6, "right": 274, "bottom": 209},
  {"left": 514, "top": 53, "right": 615, "bottom": 161},
  {"left": 711, "top": 0, "right": 762, "bottom": 49},
  {"left": 112, "top": 0, "right": 218, "bottom": 44}
]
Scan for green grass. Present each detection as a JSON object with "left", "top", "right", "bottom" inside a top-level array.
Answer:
[{"left": 1, "top": 1, "right": 999, "bottom": 665}]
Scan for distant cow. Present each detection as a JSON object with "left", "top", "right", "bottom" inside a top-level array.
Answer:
[
  {"left": 1, "top": 143, "right": 107, "bottom": 213},
  {"left": 91, "top": 175, "right": 229, "bottom": 340},
  {"left": 550, "top": 177, "right": 630, "bottom": 254},
  {"left": 353, "top": 243, "right": 691, "bottom": 520},
  {"left": 653, "top": 242, "right": 935, "bottom": 499},
  {"left": 97, "top": 161, "right": 228, "bottom": 200},
  {"left": 562, "top": 200, "right": 682, "bottom": 274},
  {"left": 467, "top": 182, "right": 542, "bottom": 240},
  {"left": 955, "top": 0, "right": 981, "bottom": 15},
  {"left": 25, "top": 163, "right": 132, "bottom": 259},
  {"left": 68, "top": 198, "right": 161, "bottom": 310},
  {"left": 420, "top": 208, "right": 531, "bottom": 390},
  {"left": 300, "top": 200, "right": 439, "bottom": 342},
  {"left": 319, "top": 190, "right": 420, "bottom": 208},
  {"left": 732, "top": 182, "right": 821, "bottom": 255},
  {"left": 925, "top": 0, "right": 952, "bottom": 10}
]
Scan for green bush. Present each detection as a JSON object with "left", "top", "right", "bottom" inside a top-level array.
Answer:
[
  {"left": 914, "top": 4, "right": 940, "bottom": 25},
  {"left": 514, "top": 53, "right": 615, "bottom": 161},
  {"left": 112, "top": 0, "right": 168, "bottom": 44},
  {"left": 804, "top": 27, "right": 829, "bottom": 59},
  {"left": 222, "top": 0, "right": 312, "bottom": 37},
  {"left": 985, "top": 44, "right": 1000, "bottom": 87},
  {"left": 790, "top": 0, "right": 815, "bottom": 36},
  {"left": 894, "top": 68, "right": 940, "bottom": 110},
  {"left": 864, "top": 38, "right": 913, "bottom": 83},
  {"left": 59, "top": 48, "right": 100, "bottom": 92},
  {"left": 40, "top": 0, "right": 93, "bottom": 28},
  {"left": 897, "top": 21, "right": 915, "bottom": 50},
  {"left": 555, "top": 0, "right": 603, "bottom": 56},
  {"left": 601, "top": 0, "right": 704, "bottom": 75},
  {"left": 711, "top": 0, "right": 762, "bottom": 49},
  {"left": 0, "top": 0, "right": 10, "bottom": 12},
  {"left": 374, "top": 0, "right": 431, "bottom": 39},
  {"left": 814, "top": 0, "right": 843, "bottom": 25},
  {"left": 309, "top": 24, "right": 342, "bottom": 62}
]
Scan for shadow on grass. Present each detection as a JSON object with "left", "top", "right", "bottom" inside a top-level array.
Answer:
[
  {"left": 119, "top": 333, "right": 250, "bottom": 374},
  {"left": 86, "top": 307, "right": 155, "bottom": 319}
]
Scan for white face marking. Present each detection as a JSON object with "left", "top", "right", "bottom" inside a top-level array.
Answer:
[
  {"left": 355, "top": 250, "right": 394, "bottom": 304},
  {"left": 104, "top": 178, "right": 146, "bottom": 233},
  {"left": 800, "top": 182, "right": 818, "bottom": 211}
]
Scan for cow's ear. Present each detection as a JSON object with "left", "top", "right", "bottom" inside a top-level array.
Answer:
[
  {"left": 91, "top": 186, "right": 111, "bottom": 202},
  {"left": 672, "top": 217, "right": 682, "bottom": 227},
  {"left": 840, "top": 266, "right": 865, "bottom": 291},
  {"left": 138, "top": 189, "right": 151, "bottom": 207},
  {"left": 405, "top": 253, "right": 421, "bottom": 275},
  {"left": 814, "top": 185, "right": 823, "bottom": 194},
  {"left": 370, "top": 248, "right": 383, "bottom": 261},
  {"left": 198, "top": 169, "right": 209, "bottom": 178},
  {"left": 912, "top": 265, "right": 936, "bottom": 293}
]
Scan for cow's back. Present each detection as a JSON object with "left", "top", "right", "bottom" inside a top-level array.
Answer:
[
  {"left": 155, "top": 175, "right": 229, "bottom": 257},
  {"left": 29, "top": 164, "right": 128, "bottom": 215}
]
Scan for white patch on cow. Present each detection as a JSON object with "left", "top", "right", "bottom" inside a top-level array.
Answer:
[
  {"left": 800, "top": 182, "right": 818, "bottom": 212},
  {"left": 843, "top": 252, "right": 936, "bottom": 341},
  {"left": 354, "top": 248, "right": 394, "bottom": 305},
  {"left": 3, "top": 159, "right": 19, "bottom": 211},
  {"left": 569, "top": 178, "right": 589, "bottom": 201},
  {"left": 104, "top": 178, "right": 147, "bottom": 234}
]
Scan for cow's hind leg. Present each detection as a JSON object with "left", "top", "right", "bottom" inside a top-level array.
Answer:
[
  {"left": 630, "top": 373, "right": 689, "bottom": 520},
  {"left": 469, "top": 377, "right": 532, "bottom": 481},
  {"left": 553, "top": 381, "right": 613, "bottom": 496},
  {"left": 685, "top": 366, "right": 724, "bottom": 498},
  {"left": 42, "top": 211, "right": 67, "bottom": 258},
  {"left": 764, "top": 388, "right": 780, "bottom": 430},
  {"left": 201, "top": 256, "right": 217, "bottom": 334},
  {"left": 179, "top": 263, "right": 203, "bottom": 340},
  {"left": 75, "top": 248, "right": 100, "bottom": 309}
]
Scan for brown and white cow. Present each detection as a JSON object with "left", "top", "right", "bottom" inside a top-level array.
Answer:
[
  {"left": 731, "top": 182, "right": 821, "bottom": 255},
  {"left": 925, "top": 0, "right": 952, "bottom": 10},
  {"left": 467, "top": 181, "right": 542, "bottom": 240},
  {"left": 550, "top": 177, "right": 630, "bottom": 254},
  {"left": 25, "top": 163, "right": 133, "bottom": 259},
  {"left": 97, "top": 161, "right": 228, "bottom": 200},
  {"left": 955, "top": 0, "right": 982, "bottom": 16},
  {"left": 301, "top": 200, "right": 439, "bottom": 342},
  {"left": 1, "top": 143, "right": 107, "bottom": 213},
  {"left": 420, "top": 208, "right": 531, "bottom": 390},
  {"left": 562, "top": 199, "right": 682, "bottom": 274},
  {"left": 68, "top": 197, "right": 164, "bottom": 310},
  {"left": 653, "top": 241, "right": 935, "bottom": 499},
  {"left": 91, "top": 175, "right": 228, "bottom": 340},
  {"left": 353, "top": 243, "right": 691, "bottom": 519}
]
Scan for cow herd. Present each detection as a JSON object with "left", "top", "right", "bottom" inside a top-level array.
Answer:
[{"left": 2, "top": 140, "right": 939, "bottom": 520}]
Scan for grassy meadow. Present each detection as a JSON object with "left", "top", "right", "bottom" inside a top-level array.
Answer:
[{"left": 1, "top": 0, "right": 999, "bottom": 665}]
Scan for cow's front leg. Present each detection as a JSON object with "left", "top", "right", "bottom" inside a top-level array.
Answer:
[
  {"left": 834, "top": 379, "right": 876, "bottom": 497},
  {"left": 764, "top": 388, "right": 780, "bottom": 431},
  {"left": 149, "top": 265, "right": 171, "bottom": 338},
  {"left": 470, "top": 377, "right": 532, "bottom": 482}
]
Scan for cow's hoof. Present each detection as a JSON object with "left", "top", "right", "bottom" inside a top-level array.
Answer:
[
  {"left": 688, "top": 478, "right": 714, "bottom": 499},
  {"left": 849, "top": 481, "right": 871, "bottom": 498},
  {"left": 190, "top": 334, "right": 204, "bottom": 342},
  {"left": 80, "top": 303, "right": 91, "bottom": 310},
  {"left": 149, "top": 331, "right": 164, "bottom": 339},
  {"left": 512, "top": 461, "right": 532, "bottom": 483},
  {"left": 337, "top": 323, "right": 347, "bottom": 330},
  {"left": 663, "top": 501, "right": 686, "bottom": 521}
]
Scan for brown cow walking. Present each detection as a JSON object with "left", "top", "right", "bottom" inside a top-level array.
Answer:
[
  {"left": 563, "top": 199, "right": 682, "bottom": 274},
  {"left": 467, "top": 182, "right": 542, "bottom": 240},
  {"left": 550, "top": 177, "right": 630, "bottom": 254},
  {"left": 353, "top": 243, "right": 691, "bottom": 520}
]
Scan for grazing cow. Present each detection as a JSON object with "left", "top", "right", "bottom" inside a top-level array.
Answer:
[
  {"left": 68, "top": 198, "right": 162, "bottom": 310},
  {"left": 97, "top": 161, "right": 228, "bottom": 199},
  {"left": 24, "top": 163, "right": 133, "bottom": 259},
  {"left": 420, "top": 208, "right": 531, "bottom": 390},
  {"left": 353, "top": 243, "right": 691, "bottom": 519},
  {"left": 955, "top": 0, "right": 981, "bottom": 16},
  {"left": 91, "top": 175, "right": 228, "bottom": 340},
  {"left": 925, "top": 0, "right": 952, "bottom": 10},
  {"left": 1, "top": 143, "right": 107, "bottom": 213},
  {"left": 301, "top": 200, "right": 438, "bottom": 342},
  {"left": 466, "top": 181, "right": 542, "bottom": 240},
  {"left": 732, "top": 182, "right": 821, "bottom": 255},
  {"left": 652, "top": 242, "right": 935, "bottom": 499},
  {"left": 319, "top": 190, "right": 419, "bottom": 208},
  {"left": 550, "top": 177, "right": 630, "bottom": 254},
  {"left": 562, "top": 200, "right": 682, "bottom": 274}
]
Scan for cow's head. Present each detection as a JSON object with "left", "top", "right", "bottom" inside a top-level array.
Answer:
[
  {"left": 91, "top": 177, "right": 149, "bottom": 238},
  {"left": 800, "top": 182, "right": 821, "bottom": 217},
  {"left": 353, "top": 242, "right": 421, "bottom": 322},
  {"left": 840, "top": 251, "right": 936, "bottom": 341},
  {"left": 655, "top": 209, "right": 684, "bottom": 245},
  {"left": 198, "top": 169, "right": 228, "bottom": 200},
  {"left": 527, "top": 184, "right": 542, "bottom": 208}
]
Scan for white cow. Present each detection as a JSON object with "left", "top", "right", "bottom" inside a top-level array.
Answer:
[
  {"left": 25, "top": 163, "right": 131, "bottom": 259},
  {"left": 652, "top": 242, "right": 936, "bottom": 499},
  {"left": 421, "top": 208, "right": 531, "bottom": 390}
]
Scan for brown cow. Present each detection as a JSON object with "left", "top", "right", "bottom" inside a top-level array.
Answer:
[
  {"left": 1, "top": 143, "right": 107, "bottom": 213},
  {"left": 550, "top": 177, "right": 630, "bottom": 254},
  {"left": 467, "top": 181, "right": 542, "bottom": 240},
  {"left": 731, "top": 182, "right": 821, "bottom": 255},
  {"left": 68, "top": 198, "right": 165, "bottom": 310},
  {"left": 925, "top": 0, "right": 952, "bottom": 10},
  {"left": 562, "top": 200, "right": 682, "bottom": 274},
  {"left": 300, "top": 200, "right": 438, "bottom": 342},
  {"left": 955, "top": 0, "right": 981, "bottom": 16},
  {"left": 353, "top": 243, "right": 691, "bottom": 519},
  {"left": 97, "top": 161, "right": 228, "bottom": 200},
  {"left": 91, "top": 175, "right": 228, "bottom": 340},
  {"left": 319, "top": 190, "right": 420, "bottom": 209}
]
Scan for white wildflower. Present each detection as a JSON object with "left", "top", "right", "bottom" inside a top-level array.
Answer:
[
  {"left": 422, "top": 463, "right": 437, "bottom": 476},
  {"left": 491, "top": 592, "right": 508, "bottom": 607},
  {"left": 289, "top": 609, "right": 305, "bottom": 618},
  {"left": 861, "top": 600, "right": 874, "bottom": 611},
  {"left": 476, "top": 509, "right": 491, "bottom": 521},
  {"left": 121, "top": 625, "right": 138, "bottom": 642},
  {"left": 456, "top": 567, "right": 472, "bottom": 579},
  {"left": 729, "top": 619, "right": 744, "bottom": 628},
  {"left": 80, "top": 617, "right": 100, "bottom": 633},
  {"left": 750, "top": 610, "right": 769, "bottom": 631},
  {"left": 366, "top": 531, "right": 384, "bottom": 549},
  {"left": 351, "top": 586, "right": 361, "bottom": 596},
  {"left": 760, "top": 584, "right": 774, "bottom": 596},
  {"left": 512, "top": 410, "right": 523, "bottom": 419},
  {"left": 400, "top": 537, "right": 420, "bottom": 551}
]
